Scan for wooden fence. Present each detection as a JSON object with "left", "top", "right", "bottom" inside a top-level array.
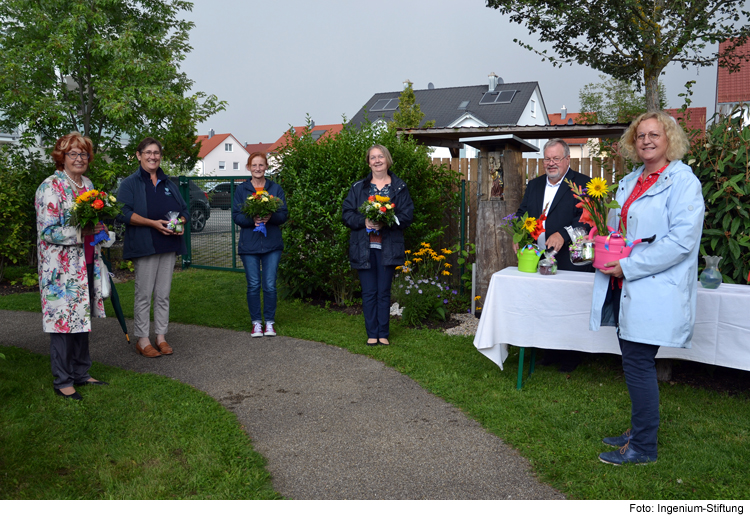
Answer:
[{"left": 432, "top": 156, "right": 626, "bottom": 253}]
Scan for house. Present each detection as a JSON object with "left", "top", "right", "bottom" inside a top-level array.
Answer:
[
  {"left": 716, "top": 38, "right": 750, "bottom": 126},
  {"left": 664, "top": 107, "right": 707, "bottom": 140},
  {"left": 547, "top": 108, "right": 593, "bottom": 158},
  {"left": 267, "top": 123, "right": 344, "bottom": 153},
  {"left": 194, "top": 130, "right": 251, "bottom": 176},
  {"left": 349, "top": 74, "right": 550, "bottom": 158},
  {"left": 243, "top": 142, "right": 273, "bottom": 155}
]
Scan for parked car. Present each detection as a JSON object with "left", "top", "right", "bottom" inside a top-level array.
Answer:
[
  {"left": 208, "top": 181, "right": 234, "bottom": 210},
  {"left": 169, "top": 177, "right": 211, "bottom": 233}
]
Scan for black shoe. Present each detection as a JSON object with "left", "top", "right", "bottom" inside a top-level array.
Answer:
[
  {"left": 367, "top": 340, "right": 379, "bottom": 346},
  {"left": 54, "top": 388, "right": 83, "bottom": 400},
  {"left": 74, "top": 380, "right": 109, "bottom": 386}
]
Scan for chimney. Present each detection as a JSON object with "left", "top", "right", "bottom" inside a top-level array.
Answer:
[
  {"left": 488, "top": 72, "right": 499, "bottom": 92},
  {"left": 208, "top": 128, "right": 215, "bottom": 139},
  {"left": 403, "top": 79, "right": 411, "bottom": 90},
  {"left": 561, "top": 105, "right": 567, "bottom": 120}
]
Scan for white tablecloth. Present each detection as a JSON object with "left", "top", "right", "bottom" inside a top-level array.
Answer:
[{"left": 473, "top": 267, "right": 750, "bottom": 371}]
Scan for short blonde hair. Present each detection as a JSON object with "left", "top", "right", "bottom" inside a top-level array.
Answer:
[
  {"left": 366, "top": 144, "right": 393, "bottom": 169},
  {"left": 619, "top": 112, "right": 689, "bottom": 163}
]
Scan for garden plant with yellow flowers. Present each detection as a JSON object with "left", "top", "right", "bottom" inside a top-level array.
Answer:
[
  {"left": 567, "top": 176, "right": 620, "bottom": 235},
  {"left": 392, "top": 242, "right": 463, "bottom": 326}
]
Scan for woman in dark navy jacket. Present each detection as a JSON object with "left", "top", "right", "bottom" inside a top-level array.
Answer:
[
  {"left": 233, "top": 152, "right": 288, "bottom": 338},
  {"left": 342, "top": 145, "right": 414, "bottom": 345}
]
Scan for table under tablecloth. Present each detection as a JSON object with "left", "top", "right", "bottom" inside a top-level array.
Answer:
[{"left": 473, "top": 267, "right": 750, "bottom": 372}]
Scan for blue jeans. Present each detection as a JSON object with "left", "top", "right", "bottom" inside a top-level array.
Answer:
[
  {"left": 619, "top": 338, "right": 660, "bottom": 457},
  {"left": 357, "top": 248, "right": 395, "bottom": 339},
  {"left": 240, "top": 250, "right": 282, "bottom": 323}
]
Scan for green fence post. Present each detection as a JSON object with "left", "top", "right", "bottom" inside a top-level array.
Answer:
[{"left": 179, "top": 175, "right": 191, "bottom": 269}]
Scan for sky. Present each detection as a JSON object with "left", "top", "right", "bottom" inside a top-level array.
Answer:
[{"left": 180, "top": 0, "right": 719, "bottom": 146}]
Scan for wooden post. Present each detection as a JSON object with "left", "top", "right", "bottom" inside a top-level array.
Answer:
[{"left": 475, "top": 145, "right": 524, "bottom": 303}]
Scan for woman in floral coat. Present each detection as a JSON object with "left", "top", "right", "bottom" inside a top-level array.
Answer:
[{"left": 35, "top": 132, "right": 109, "bottom": 400}]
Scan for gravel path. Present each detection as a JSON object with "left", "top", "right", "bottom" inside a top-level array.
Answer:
[{"left": 0, "top": 309, "right": 562, "bottom": 500}]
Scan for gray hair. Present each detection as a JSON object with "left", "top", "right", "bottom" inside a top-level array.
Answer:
[{"left": 542, "top": 138, "right": 570, "bottom": 158}]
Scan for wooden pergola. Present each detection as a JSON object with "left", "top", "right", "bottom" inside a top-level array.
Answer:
[{"left": 399, "top": 124, "right": 630, "bottom": 302}]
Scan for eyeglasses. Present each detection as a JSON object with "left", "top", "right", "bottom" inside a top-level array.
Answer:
[
  {"left": 636, "top": 132, "right": 662, "bottom": 143},
  {"left": 66, "top": 152, "right": 90, "bottom": 160},
  {"left": 543, "top": 156, "right": 567, "bottom": 164},
  {"left": 141, "top": 150, "right": 162, "bottom": 158}
]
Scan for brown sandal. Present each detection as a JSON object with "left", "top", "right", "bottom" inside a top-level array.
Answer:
[{"left": 136, "top": 343, "right": 161, "bottom": 358}]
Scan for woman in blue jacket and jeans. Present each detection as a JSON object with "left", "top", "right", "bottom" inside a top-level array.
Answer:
[
  {"left": 342, "top": 145, "right": 414, "bottom": 346},
  {"left": 233, "top": 152, "right": 288, "bottom": 337}
]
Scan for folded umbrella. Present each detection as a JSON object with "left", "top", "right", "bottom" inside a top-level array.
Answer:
[{"left": 101, "top": 254, "right": 129, "bottom": 343}]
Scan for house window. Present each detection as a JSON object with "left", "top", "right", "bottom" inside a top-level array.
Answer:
[
  {"left": 219, "top": 161, "right": 226, "bottom": 170},
  {"left": 233, "top": 162, "right": 239, "bottom": 170},
  {"left": 225, "top": 143, "right": 232, "bottom": 152}
]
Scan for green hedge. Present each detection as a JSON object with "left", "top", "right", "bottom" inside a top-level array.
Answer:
[{"left": 688, "top": 110, "right": 750, "bottom": 284}]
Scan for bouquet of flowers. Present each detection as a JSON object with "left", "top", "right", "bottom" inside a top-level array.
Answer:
[
  {"left": 241, "top": 189, "right": 283, "bottom": 236},
  {"left": 567, "top": 177, "right": 621, "bottom": 236},
  {"left": 67, "top": 189, "right": 122, "bottom": 245},
  {"left": 359, "top": 195, "right": 399, "bottom": 233},
  {"left": 500, "top": 211, "right": 546, "bottom": 250}
]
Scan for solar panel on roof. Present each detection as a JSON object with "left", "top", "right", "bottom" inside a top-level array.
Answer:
[
  {"left": 383, "top": 99, "right": 399, "bottom": 111},
  {"left": 370, "top": 99, "right": 390, "bottom": 111},
  {"left": 479, "top": 92, "right": 499, "bottom": 105},
  {"left": 495, "top": 90, "right": 516, "bottom": 103}
]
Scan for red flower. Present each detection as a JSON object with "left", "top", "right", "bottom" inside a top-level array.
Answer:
[
  {"left": 380, "top": 206, "right": 387, "bottom": 213},
  {"left": 576, "top": 202, "right": 596, "bottom": 228},
  {"left": 368, "top": 195, "right": 375, "bottom": 202},
  {"left": 92, "top": 199, "right": 104, "bottom": 210}
]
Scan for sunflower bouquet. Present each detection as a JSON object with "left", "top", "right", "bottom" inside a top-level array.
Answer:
[
  {"left": 67, "top": 189, "right": 122, "bottom": 245},
  {"left": 499, "top": 211, "right": 546, "bottom": 249},
  {"left": 241, "top": 189, "right": 283, "bottom": 236},
  {"left": 567, "top": 177, "right": 620, "bottom": 235},
  {"left": 359, "top": 195, "right": 399, "bottom": 232}
]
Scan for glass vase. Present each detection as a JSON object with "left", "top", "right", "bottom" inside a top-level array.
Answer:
[{"left": 699, "top": 255, "right": 723, "bottom": 289}]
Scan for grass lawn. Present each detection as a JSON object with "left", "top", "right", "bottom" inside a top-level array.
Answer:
[{"left": 1, "top": 268, "right": 749, "bottom": 500}]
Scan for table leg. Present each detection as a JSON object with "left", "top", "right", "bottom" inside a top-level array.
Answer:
[{"left": 516, "top": 347, "right": 537, "bottom": 390}]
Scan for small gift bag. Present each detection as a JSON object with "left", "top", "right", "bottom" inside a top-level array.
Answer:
[{"left": 166, "top": 211, "right": 184, "bottom": 233}]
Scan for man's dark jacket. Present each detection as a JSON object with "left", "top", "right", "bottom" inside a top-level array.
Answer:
[
  {"left": 516, "top": 168, "right": 592, "bottom": 271},
  {"left": 342, "top": 171, "right": 414, "bottom": 269}
]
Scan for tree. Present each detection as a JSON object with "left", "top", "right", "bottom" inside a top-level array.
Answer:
[
  {"left": 0, "top": 0, "right": 225, "bottom": 187},
  {"left": 390, "top": 82, "right": 435, "bottom": 130},
  {"left": 486, "top": 1, "right": 750, "bottom": 111},
  {"left": 578, "top": 75, "right": 668, "bottom": 125}
]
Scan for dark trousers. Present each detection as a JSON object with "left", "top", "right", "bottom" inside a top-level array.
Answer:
[
  {"left": 612, "top": 280, "right": 660, "bottom": 457},
  {"left": 50, "top": 332, "right": 92, "bottom": 389},
  {"left": 357, "top": 249, "right": 395, "bottom": 339}
]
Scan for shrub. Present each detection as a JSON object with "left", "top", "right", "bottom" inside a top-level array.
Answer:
[
  {"left": 687, "top": 109, "right": 750, "bottom": 284},
  {"left": 0, "top": 146, "right": 51, "bottom": 281},
  {"left": 275, "top": 117, "right": 461, "bottom": 304},
  {"left": 391, "top": 242, "right": 460, "bottom": 326}
]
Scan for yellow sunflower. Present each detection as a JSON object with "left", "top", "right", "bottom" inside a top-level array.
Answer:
[
  {"left": 523, "top": 216, "right": 537, "bottom": 233},
  {"left": 586, "top": 177, "right": 608, "bottom": 199}
]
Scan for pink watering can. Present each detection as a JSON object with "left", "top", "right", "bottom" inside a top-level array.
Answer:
[{"left": 588, "top": 227, "right": 655, "bottom": 270}]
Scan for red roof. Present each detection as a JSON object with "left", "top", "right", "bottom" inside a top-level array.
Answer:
[
  {"left": 268, "top": 124, "right": 344, "bottom": 152},
  {"left": 664, "top": 107, "right": 706, "bottom": 139},
  {"left": 194, "top": 133, "right": 249, "bottom": 159},
  {"left": 717, "top": 39, "right": 750, "bottom": 104},
  {"left": 244, "top": 143, "right": 272, "bottom": 155},
  {"left": 546, "top": 112, "right": 590, "bottom": 145}
]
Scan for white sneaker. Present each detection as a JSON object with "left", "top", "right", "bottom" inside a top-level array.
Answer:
[
  {"left": 264, "top": 322, "right": 276, "bottom": 337},
  {"left": 251, "top": 322, "right": 263, "bottom": 337}
]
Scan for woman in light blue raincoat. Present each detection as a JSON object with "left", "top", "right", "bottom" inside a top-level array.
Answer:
[{"left": 591, "top": 112, "right": 704, "bottom": 466}]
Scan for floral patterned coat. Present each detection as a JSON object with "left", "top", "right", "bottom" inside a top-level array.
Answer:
[{"left": 35, "top": 171, "right": 106, "bottom": 333}]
